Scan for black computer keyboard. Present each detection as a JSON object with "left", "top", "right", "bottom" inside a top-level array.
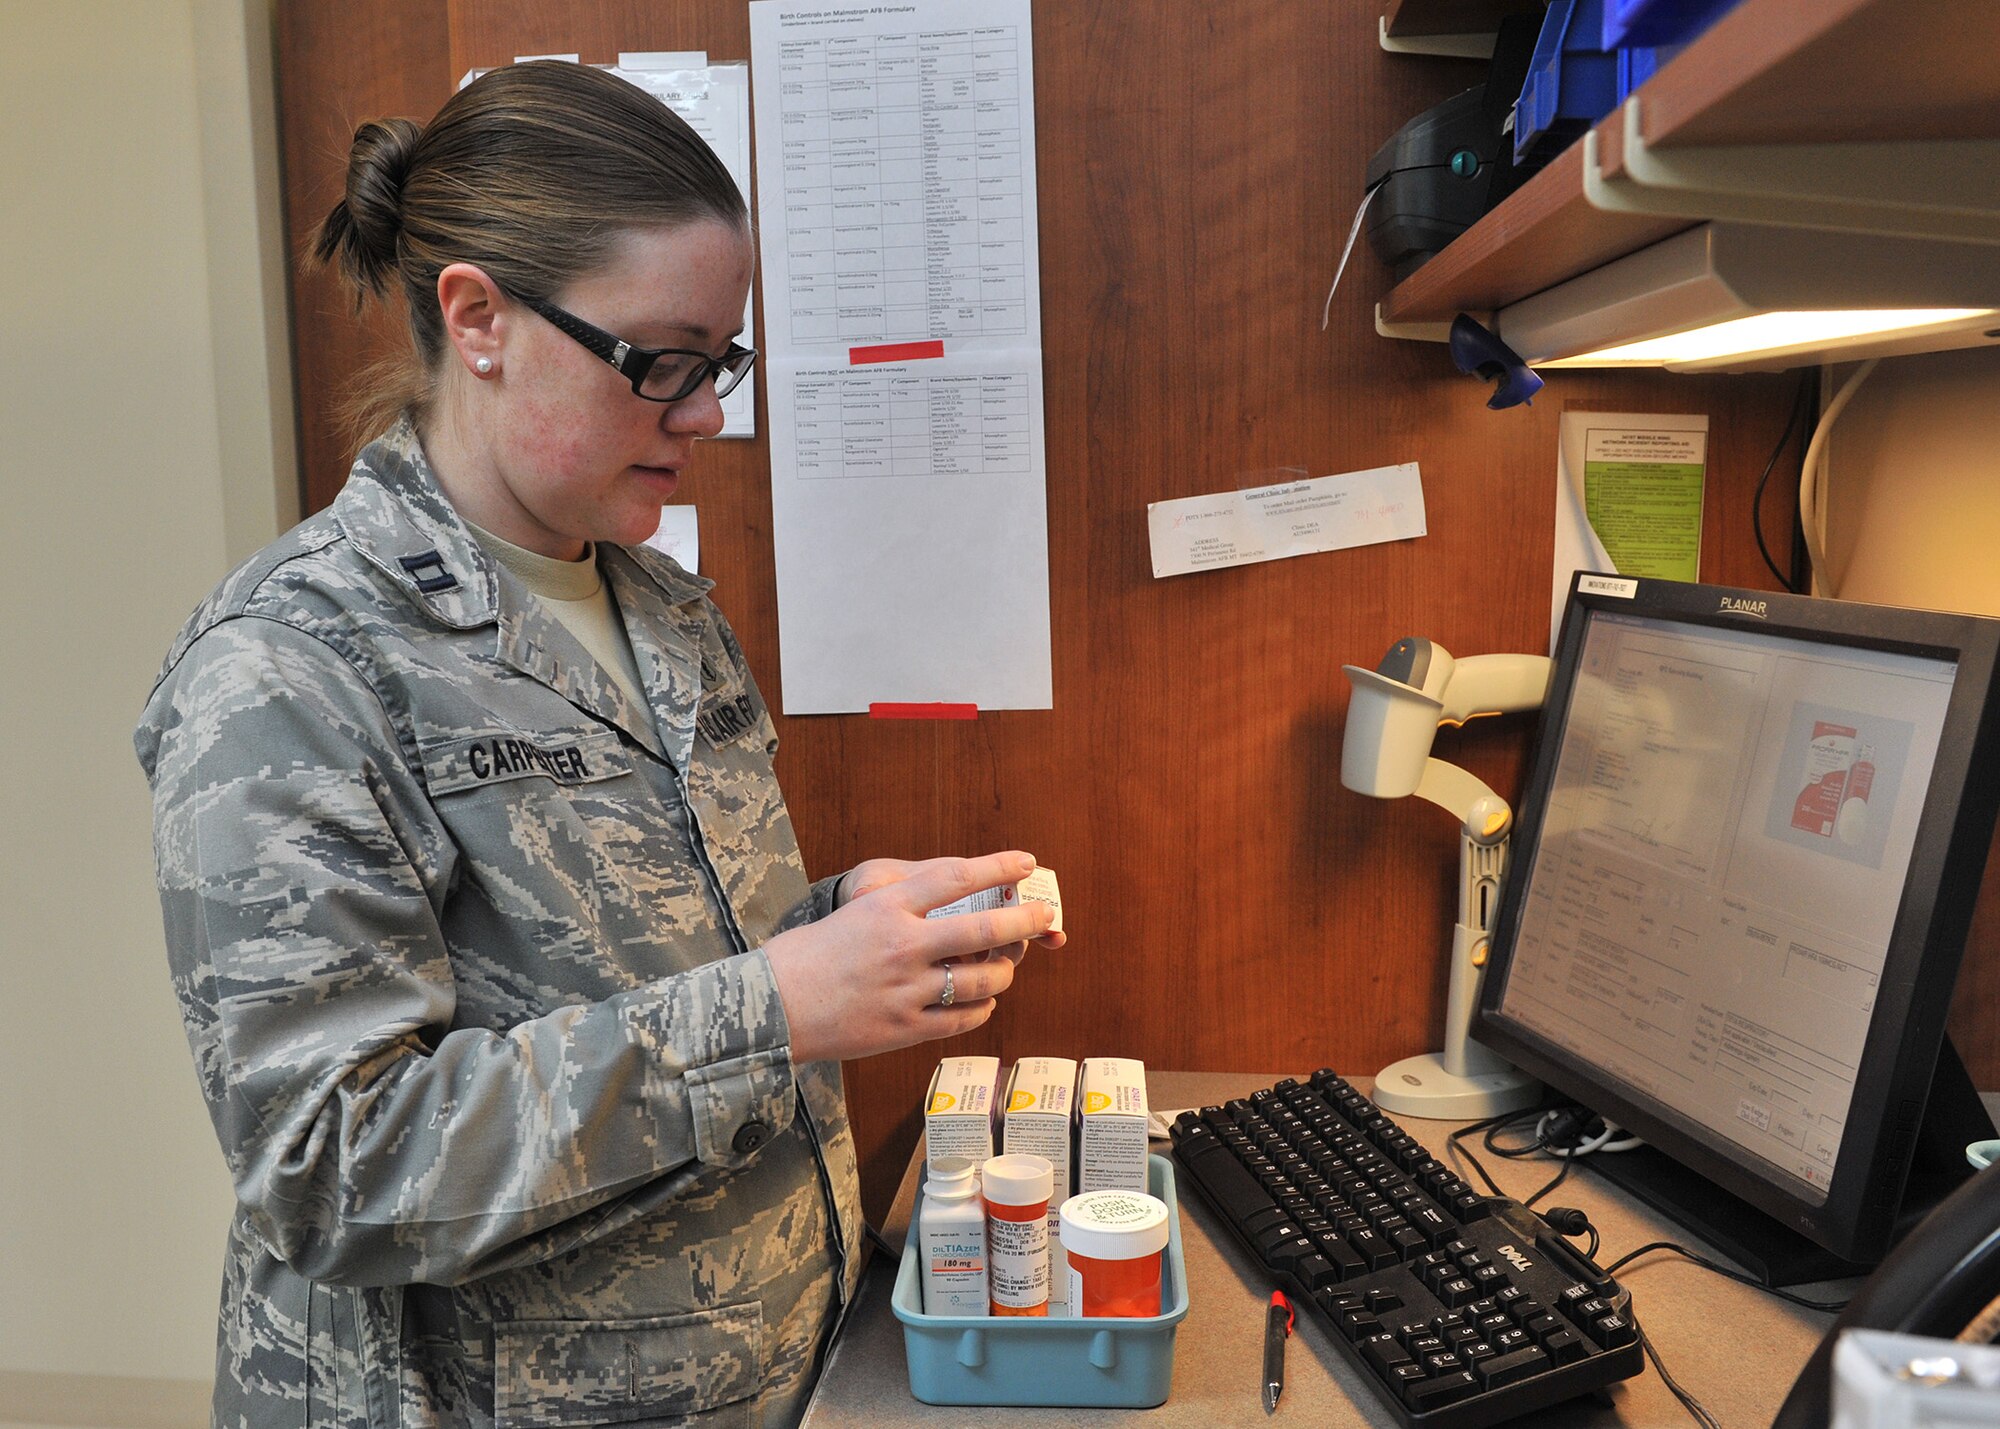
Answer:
[{"left": 1170, "top": 1071, "right": 1643, "bottom": 1428}]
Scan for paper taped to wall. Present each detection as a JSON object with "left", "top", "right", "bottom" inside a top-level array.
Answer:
[{"left": 1146, "top": 463, "right": 1426, "bottom": 578}]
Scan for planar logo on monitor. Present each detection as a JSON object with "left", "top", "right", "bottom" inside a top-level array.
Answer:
[{"left": 1718, "top": 596, "right": 1769, "bottom": 619}]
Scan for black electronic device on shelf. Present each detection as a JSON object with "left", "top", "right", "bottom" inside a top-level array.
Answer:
[
  {"left": 1170, "top": 1072, "right": 1644, "bottom": 1428},
  {"left": 1364, "top": 15, "right": 1543, "bottom": 279},
  {"left": 1474, "top": 574, "right": 2000, "bottom": 1286}
]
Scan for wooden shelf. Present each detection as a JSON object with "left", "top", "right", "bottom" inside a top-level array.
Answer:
[{"left": 1378, "top": 0, "right": 2000, "bottom": 325}]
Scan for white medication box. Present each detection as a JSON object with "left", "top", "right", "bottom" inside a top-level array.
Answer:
[
  {"left": 1004, "top": 1056, "right": 1078, "bottom": 1310},
  {"left": 927, "top": 866, "right": 1063, "bottom": 935},
  {"left": 925, "top": 1056, "right": 998, "bottom": 1169},
  {"left": 1076, "top": 1057, "right": 1150, "bottom": 1195}
]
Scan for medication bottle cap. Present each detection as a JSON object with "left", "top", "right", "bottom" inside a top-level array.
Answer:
[
  {"left": 979, "top": 1153, "right": 1054, "bottom": 1205},
  {"left": 1059, "top": 1190, "right": 1170, "bottom": 1259},
  {"left": 923, "top": 1155, "right": 980, "bottom": 1198}
]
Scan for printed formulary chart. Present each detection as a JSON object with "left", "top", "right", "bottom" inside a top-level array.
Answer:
[
  {"left": 751, "top": 0, "right": 1052, "bottom": 715},
  {"left": 776, "top": 27, "right": 1031, "bottom": 346}
]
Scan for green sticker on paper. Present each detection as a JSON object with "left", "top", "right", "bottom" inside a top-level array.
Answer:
[{"left": 1583, "top": 428, "right": 1706, "bottom": 582}]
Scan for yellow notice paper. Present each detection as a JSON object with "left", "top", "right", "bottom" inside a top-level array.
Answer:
[{"left": 1552, "top": 412, "right": 1707, "bottom": 648}]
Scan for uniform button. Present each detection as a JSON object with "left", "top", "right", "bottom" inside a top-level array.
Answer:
[{"left": 732, "top": 1121, "right": 772, "bottom": 1154}]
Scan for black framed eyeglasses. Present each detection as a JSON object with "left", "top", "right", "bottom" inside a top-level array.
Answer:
[{"left": 514, "top": 292, "right": 757, "bottom": 403}]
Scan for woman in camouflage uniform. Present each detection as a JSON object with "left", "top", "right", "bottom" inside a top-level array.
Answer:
[{"left": 136, "top": 61, "right": 1057, "bottom": 1429}]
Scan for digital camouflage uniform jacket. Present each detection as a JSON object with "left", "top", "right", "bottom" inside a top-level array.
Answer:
[{"left": 135, "top": 419, "right": 864, "bottom": 1429}]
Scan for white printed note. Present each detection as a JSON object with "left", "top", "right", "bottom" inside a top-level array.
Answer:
[
  {"left": 1146, "top": 464, "right": 1427, "bottom": 578},
  {"left": 642, "top": 505, "right": 699, "bottom": 573}
]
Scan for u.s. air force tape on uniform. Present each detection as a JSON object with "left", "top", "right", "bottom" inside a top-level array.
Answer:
[{"left": 926, "top": 866, "right": 1063, "bottom": 935}]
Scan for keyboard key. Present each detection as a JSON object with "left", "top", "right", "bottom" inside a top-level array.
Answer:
[
  {"left": 1568, "top": 1296, "right": 1611, "bottom": 1326},
  {"left": 1404, "top": 1370, "right": 1480, "bottom": 1410},
  {"left": 1174, "top": 1141, "right": 1273, "bottom": 1226},
  {"left": 1316, "top": 1289, "right": 1364, "bottom": 1318},
  {"left": 1388, "top": 1227, "right": 1428, "bottom": 1258},
  {"left": 1406, "top": 1204, "right": 1455, "bottom": 1245},
  {"left": 1348, "top": 1228, "right": 1398, "bottom": 1270},
  {"left": 1477, "top": 1344, "right": 1552, "bottom": 1389},
  {"left": 1438, "top": 1276, "right": 1479, "bottom": 1308},
  {"left": 1320, "top": 1239, "right": 1366, "bottom": 1282},
  {"left": 1388, "top": 1363, "right": 1429, "bottom": 1394},
  {"left": 1264, "top": 1234, "right": 1315, "bottom": 1272},
  {"left": 1589, "top": 1313, "right": 1637, "bottom": 1349},
  {"left": 1241, "top": 1206, "right": 1289, "bottom": 1239},
  {"left": 1523, "top": 1312, "right": 1564, "bottom": 1343},
  {"left": 1419, "top": 1258, "right": 1458, "bottom": 1294},
  {"left": 1363, "top": 1337, "right": 1415, "bottom": 1375},
  {"left": 1253, "top": 1224, "right": 1303, "bottom": 1258},
  {"left": 1541, "top": 1327, "right": 1589, "bottom": 1364},
  {"left": 1293, "top": 1253, "right": 1343, "bottom": 1292},
  {"left": 1556, "top": 1284, "right": 1596, "bottom": 1318},
  {"left": 1336, "top": 1310, "right": 1383, "bottom": 1343}
]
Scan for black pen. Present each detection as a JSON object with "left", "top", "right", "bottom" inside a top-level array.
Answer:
[{"left": 1264, "top": 1289, "right": 1293, "bottom": 1412}]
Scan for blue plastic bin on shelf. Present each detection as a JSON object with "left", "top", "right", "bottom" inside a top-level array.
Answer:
[
  {"left": 1617, "top": 42, "right": 1684, "bottom": 101},
  {"left": 892, "top": 1154, "right": 1190, "bottom": 1407},
  {"left": 1603, "top": 0, "right": 1743, "bottom": 49},
  {"left": 1514, "top": 0, "right": 1621, "bottom": 164}
]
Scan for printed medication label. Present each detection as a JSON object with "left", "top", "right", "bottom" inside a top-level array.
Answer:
[
  {"left": 927, "top": 866, "right": 1063, "bottom": 934},
  {"left": 924, "top": 1056, "right": 998, "bottom": 1169},
  {"left": 987, "top": 1213, "right": 1049, "bottom": 1309}
]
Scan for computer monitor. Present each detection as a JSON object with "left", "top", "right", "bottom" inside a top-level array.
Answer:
[{"left": 1476, "top": 574, "right": 2000, "bottom": 1284}]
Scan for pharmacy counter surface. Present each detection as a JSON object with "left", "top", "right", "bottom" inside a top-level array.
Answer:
[{"left": 798, "top": 1070, "right": 1875, "bottom": 1427}]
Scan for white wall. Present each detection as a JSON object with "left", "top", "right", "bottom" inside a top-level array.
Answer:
[
  {"left": 0, "top": 0, "right": 291, "bottom": 1418},
  {"left": 1822, "top": 348, "right": 2000, "bottom": 614}
]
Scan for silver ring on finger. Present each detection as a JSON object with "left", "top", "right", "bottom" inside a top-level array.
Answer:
[{"left": 939, "top": 963, "right": 956, "bottom": 1007}]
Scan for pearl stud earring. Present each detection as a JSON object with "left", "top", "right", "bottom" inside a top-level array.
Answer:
[{"left": 474, "top": 357, "right": 494, "bottom": 375}]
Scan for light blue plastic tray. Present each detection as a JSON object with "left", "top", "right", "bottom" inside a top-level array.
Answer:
[{"left": 891, "top": 1153, "right": 1191, "bottom": 1407}]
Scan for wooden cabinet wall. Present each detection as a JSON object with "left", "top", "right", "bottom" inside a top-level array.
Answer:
[{"left": 277, "top": 1, "right": 2000, "bottom": 1219}]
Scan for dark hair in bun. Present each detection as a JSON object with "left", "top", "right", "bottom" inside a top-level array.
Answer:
[
  {"left": 310, "top": 61, "right": 748, "bottom": 445},
  {"left": 314, "top": 117, "right": 421, "bottom": 298}
]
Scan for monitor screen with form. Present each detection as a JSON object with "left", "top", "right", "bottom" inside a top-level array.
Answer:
[{"left": 1478, "top": 576, "right": 2000, "bottom": 1279}]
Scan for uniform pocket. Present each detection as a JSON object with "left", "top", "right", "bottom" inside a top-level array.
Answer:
[{"left": 493, "top": 1303, "right": 763, "bottom": 1428}]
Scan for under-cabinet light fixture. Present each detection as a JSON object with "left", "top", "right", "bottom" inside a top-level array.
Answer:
[{"left": 1495, "top": 224, "right": 2000, "bottom": 373}]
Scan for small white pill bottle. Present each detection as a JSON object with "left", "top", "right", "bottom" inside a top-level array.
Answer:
[{"left": 919, "top": 1155, "right": 990, "bottom": 1316}]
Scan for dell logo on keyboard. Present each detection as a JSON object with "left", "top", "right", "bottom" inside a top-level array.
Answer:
[{"left": 1498, "top": 1243, "right": 1535, "bottom": 1272}]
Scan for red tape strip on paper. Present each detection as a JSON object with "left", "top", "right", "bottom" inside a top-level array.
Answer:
[
  {"left": 869, "top": 702, "right": 978, "bottom": 720},
  {"left": 849, "top": 340, "right": 946, "bottom": 365}
]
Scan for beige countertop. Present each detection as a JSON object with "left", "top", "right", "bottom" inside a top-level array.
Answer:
[{"left": 798, "top": 1069, "right": 1876, "bottom": 1428}]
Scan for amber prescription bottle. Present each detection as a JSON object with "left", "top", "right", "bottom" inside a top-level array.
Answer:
[
  {"left": 1059, "top": 1190, "right": 1170, "bottom": 1316},
  {"left": 981, "top": 1153, "right": 1054, "bottom": 1316}
]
